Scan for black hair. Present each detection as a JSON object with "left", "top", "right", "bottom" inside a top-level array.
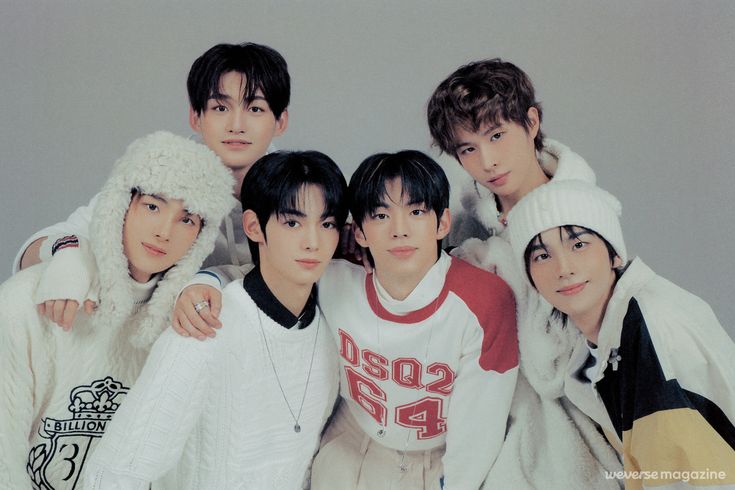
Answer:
[
  {"left": 348, "top": 150, "right": 450, "bottom": 265},
  {"left": 523, "top": 225, "right": 621, "bottom": 326},
  {"left": 349, "top": 150, "right": 449, "bottom": 228},
  {"left": 241, "top": 151, "right": 348, "bottom": 264},
  {"left": 187, "top": 43, "right": 290, "bottom": 119}
]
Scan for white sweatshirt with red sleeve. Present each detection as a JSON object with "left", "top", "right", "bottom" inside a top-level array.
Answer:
[{"left": 317, "top": 252, "right": 519, "bottom": 489}]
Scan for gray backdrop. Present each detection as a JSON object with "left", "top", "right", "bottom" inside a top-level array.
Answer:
[{"left": 2, "top": 0, "right": 733, "bottom": 338}]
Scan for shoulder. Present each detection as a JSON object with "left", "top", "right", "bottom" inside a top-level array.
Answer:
[
  {"left": 319, "top": 259, "right": 365, "bottom": 291},
  {"left": 631, "top": 262, "right": 715, "bottom": 328},
  {"left": 0, "top": 265, "right": 44, "bottom": 321},
  {"left": 445, "top": 256, "right": 515, "bottom": 312},
  {"left": 541, "top": 139, "right": 596, "bottom": 184}
]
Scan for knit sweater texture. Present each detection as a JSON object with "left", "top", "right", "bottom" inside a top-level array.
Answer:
[{"left": 84, "top": 280, "right": 339, "bottom": 489}]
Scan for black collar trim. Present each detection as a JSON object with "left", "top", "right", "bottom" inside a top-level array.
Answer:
[{"left": 242, "top": 267, "right": 317, "bottom": 329}]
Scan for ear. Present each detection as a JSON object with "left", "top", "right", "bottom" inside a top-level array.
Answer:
[
  {"left": 435, "top": 208, "right": 452, "bottom": 240},
  {"left": 526, "top": 106, "right": 540, "bottom": 139},
  {"left": 352, "top": 222, "right": 369, "bottom": 248},
  {"left": 612, "top": 255, "right": 624, "bottom": 269},
  {"left": 274, "top": 109, "right": 289, "bottom": 136},
  {"left": 242, "top": 210, "right": 265, "bottom": 244},
  {"left": 189, "top": 106, "right": 202, "bottom": 133}
]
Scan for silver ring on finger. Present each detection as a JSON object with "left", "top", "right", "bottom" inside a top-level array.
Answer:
[{"left": 193, "top": 300, "right": 209, "bottom": 313}]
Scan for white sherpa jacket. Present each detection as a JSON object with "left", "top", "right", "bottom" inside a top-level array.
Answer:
[
  {"left": 448, "top": 139, "right": 623, "bottom": 489},
  {"left": 0, "top": 131, "right": 235, "bottom": 490}
]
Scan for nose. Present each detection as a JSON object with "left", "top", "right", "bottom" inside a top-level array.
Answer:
[
  {"left": 480, "top": 149, "right": 497, "bottom": 171},
  {"left": 390, "top": 214, "right": 409, "bottom": 238},
  {"left": 154, "top": 218, "right": 173, "bottom": 241},
  {"left": 228, "top": 108, "right": 246, "bottom": 134},
  {"left": 556, "top": 251, "right": 575, "bottom": 278},
  {"left": 302, "top": 224, "right": 320, "bottom": 250}
]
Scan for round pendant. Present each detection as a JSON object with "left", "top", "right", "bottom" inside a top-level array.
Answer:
[
  {"left": 377, "top": 429, "right": 385, "bottom": 438},
  {"left": 294, "top": 424, "right": 301, "bottom": 433},
  {"left": 399, "top": 463, "right": 408, "bottom": 473}
]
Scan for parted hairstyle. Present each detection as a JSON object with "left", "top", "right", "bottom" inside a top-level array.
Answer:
[
  {"left": 427, "top": 58, "right": 545, "bottom": 157},
  {"left": 241, "top": 151, "right": 348, "bottom": 264},
  {"left": 187, "top": 42, "right": 290, "bottom": 119}
]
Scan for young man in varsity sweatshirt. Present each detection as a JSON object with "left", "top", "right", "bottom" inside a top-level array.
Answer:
[
  {"left": 172, "top": 150, "right": 519, "bottom": 489},
  {"left": 0, "top": 131, "right": 235, "bottom": 489},
  {"left": 84, "top": 151, "right": 347, "bottom": 489}
]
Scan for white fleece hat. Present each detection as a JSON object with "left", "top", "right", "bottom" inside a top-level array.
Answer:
[
  {"left": 506, "top": 180, "right": 627, "bottom": 281},
  {"left": 90, "top": 131, "right": 236, "bottom": 348}
]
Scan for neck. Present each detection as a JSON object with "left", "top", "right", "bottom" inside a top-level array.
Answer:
[
  {"left": 497, "top": 158, "right": 550, "bottom": 212},
  {"left": 570, "top": 289, "right": 615, "bottom": 346},
  {"left": 231, "top": 167, "right": 247, "bottom": 199},
  {"left": 374, "top": 260, "right": 435, "bottom": 301},
  {"left": 259, "top": 264, "right": 312, "bottom": 317}
]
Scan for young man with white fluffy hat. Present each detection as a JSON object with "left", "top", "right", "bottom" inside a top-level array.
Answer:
[{"left": 0, "top": 131, "right": 235, "bottom": 489}]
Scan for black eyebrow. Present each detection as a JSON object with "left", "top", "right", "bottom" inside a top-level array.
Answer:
[
  {"left": 565, "top": 228, "right": 592, "bottom": 240},
  {"left": 279, "top": 208, "right": 306, "bottom": 218},
  {"left": 527, "top": 242, "right": 547, "bottom": 254}
]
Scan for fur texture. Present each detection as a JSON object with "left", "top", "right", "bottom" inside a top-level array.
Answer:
[{"left": 89, "top": 131, "right": 236, "bottom": 348}]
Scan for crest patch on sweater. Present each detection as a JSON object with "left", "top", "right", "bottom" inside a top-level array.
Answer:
[{"left": 27, "top": 376, "right": 130, "bottom": 489}]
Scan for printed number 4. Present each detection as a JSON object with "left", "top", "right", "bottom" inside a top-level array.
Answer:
[
  {"left": 395, "top": 397, "right": 446, "bottom": 440},
  {"left": 345, "top": 366, "right": 447, "bottom": 439}
]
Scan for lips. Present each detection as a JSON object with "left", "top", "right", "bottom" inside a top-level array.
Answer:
[
  {"left": 557, "top": 282, "right": 587, "bottom": 296},
  {"left": 488, "top": 171, "right": 510, "bottom": 186},
  {"left": 222, "top": 139, "right": 252, "bottom": 148},
  {"left": 388, "top": 246, "right": 417, "bottom": 258},
  {"left": 296, "top": 259, "right": 321, "bottom": 269},
  {"left": 142, "top": 242, "right": 166, "bottom": 256}
]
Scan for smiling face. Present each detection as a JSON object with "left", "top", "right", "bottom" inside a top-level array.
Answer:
[
  {"left": 122, "top": 193, "right": 202, "bottom": 283},
  {"left": 527, "top": 225, "right": 621, "bottom": 337},
  {"left": 244, "top": 184, "right": 340, "bottom": 292},
  {"left": 354, "top": 178, "right": 450, "bottom": 298},
  {"left": 189, "top": 71, "right": 288, "bottom": 175},
  {"left": 454, "top": 108, "right": 547, "bottom": 211}
]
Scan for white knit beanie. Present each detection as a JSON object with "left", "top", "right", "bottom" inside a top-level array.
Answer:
[
  {"left": 506, "top": 180, "right": 627, "bottom": 281},
  {"left": 90, "top": 131, "right": 237, "bottom": 348}
]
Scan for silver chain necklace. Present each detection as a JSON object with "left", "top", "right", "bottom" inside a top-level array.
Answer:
[
  {"left": 256, "top": 307, "right": 321, "bottom": 433},
  {"left": 372, "top": 275, "right": 441, "bottom": 477}
]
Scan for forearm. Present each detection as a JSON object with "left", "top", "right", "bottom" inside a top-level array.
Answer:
[
  {"left": 18, "top": 237, "right": 45, "bottom": 271},
  {"left": 85, "top": 329, "right": 214, "bottom": 486}
]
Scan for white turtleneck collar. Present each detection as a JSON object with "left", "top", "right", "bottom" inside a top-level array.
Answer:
[
  {"left": 128, "top": 273, "right": 161, "bottom": 314},
  {"left": 372, "top": 251, "right": 452, "bottom": 315}
]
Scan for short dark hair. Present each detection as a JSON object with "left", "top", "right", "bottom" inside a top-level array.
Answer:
[
  {"left": 349, "top": 150, "right": 450, "bottom": 229},
  {"left": 187, "top": 43, "right": 290, "bottom": 119},
  {"left": 427, "top": 58, "right": 544, "bottom": 157},
  {"left": 241, "top": 151, "right": 348, "bottom": 264}
]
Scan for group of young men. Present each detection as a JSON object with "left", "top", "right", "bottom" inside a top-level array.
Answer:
[{"left": 2, "top": 41, "right": 734, "bottom": 490}]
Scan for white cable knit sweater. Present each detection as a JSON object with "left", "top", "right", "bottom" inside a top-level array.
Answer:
[
  {"left": 0, "top": 265, "right": 157, "bottom": 490},
  {"left": 84, "top": 280, "right": 339, "bottom": 490}
]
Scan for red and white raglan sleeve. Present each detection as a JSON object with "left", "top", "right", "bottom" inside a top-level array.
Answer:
[{"left": 442, "top": 273, "right": 518, "bottom": 489}]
